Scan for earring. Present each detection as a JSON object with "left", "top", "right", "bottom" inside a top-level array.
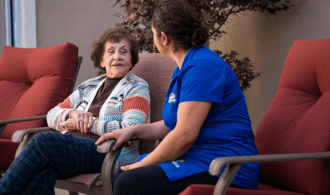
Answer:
[{"left": 163, "top": 43, "right": 166, "bottom": 46}]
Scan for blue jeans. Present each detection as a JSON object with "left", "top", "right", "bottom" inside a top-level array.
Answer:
[{"left": 0, "top": 131, "right": 106, "bottom": 195}]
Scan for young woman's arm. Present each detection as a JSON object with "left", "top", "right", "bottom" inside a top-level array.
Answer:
[
  {"left": 95, "top": 120, "right": 171, "bottom": 148},
  {"left": 120, "top": 101, "right": 211, "bottom": 171}
]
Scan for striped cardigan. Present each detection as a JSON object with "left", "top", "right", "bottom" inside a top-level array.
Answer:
[{"left": 47, "top": 73, "right": 150, "bottom": 168}]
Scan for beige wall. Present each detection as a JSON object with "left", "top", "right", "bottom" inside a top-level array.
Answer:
[
  {"left": 36, "top": 0, "right": 123, "bottom": 88},
  {"left": 36, "top": 0, "right": 330, "bottom": 133},
  {"left": 210, "top": 0, "right": 330, "bottom": 133}
]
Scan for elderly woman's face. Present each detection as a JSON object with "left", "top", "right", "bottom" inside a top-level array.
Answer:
[{"left": 101, "top": 38, "right": 131, "bottom": 78}]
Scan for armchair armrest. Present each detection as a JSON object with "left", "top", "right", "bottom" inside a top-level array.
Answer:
[
  {"left": 95, "top": 139, "right": 124, "bottom": 195},
  {"left": 210, "top": 151, "right": 330, "bottom": 195},
  {"left": 95, "top": 139, "right": 139, "bottom": 194},
  {"left": 11, "top": 126, "right": 55, "bottom": 159},
  {"left": 0, "top": 115, "right": 47, "bottom": 125},
  {"left": 96, "top": 138, "right": 140, "bottom": 153},
  {"left": 11, "top": 127, "right": 54, "bottom": 143},
  {"left": 96, "top": 139, "right": 118, "bottom": 153},
  {"left": 0, "top": 115, "right": 47, "bottom": 137}
]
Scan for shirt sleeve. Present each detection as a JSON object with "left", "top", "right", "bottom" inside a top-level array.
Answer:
[
  {"left": 179, "top": 60, "right": 226, "bottom": 104},
  {"left": 46, "top": 88, "right": 80, "bottom": 131}
]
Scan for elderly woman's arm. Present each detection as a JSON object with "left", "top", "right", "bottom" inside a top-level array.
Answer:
[
  {"left": 47, "top": 88, "right": 82, "bottom": 132},
  {"left": 49, "top": 79, "right": 150, "bottom": 135}
]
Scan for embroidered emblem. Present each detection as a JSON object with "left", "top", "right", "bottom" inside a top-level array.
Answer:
[{"left": 168, "top": 93, "right": 176, "bottom": 103}]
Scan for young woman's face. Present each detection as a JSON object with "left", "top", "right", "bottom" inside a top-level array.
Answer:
[{"left": 101, "top": 38, "right": 132, "bottom": 78}]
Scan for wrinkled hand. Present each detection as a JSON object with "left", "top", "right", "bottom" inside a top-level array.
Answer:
[
  {"left": 95, "top": 126, "right": 135, "bottom": 150},
  {"left": 59, "top": 118, "right": 77, "bottom": 134},
  {"left": 70, "top": 110, "right": 93, "bottom": 134}
]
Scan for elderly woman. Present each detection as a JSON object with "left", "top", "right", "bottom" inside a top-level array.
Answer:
[
  {"left": 95, "top": 0, "right": 259, "bottom": 194},
  {"left": 0, "top": 27, "right": 150, "bottom": 195}
]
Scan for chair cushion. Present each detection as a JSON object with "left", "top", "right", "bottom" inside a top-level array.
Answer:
[
  {"left": 0, "top": 43, "right": 78, "bottom": 168},
  {"left": 255, "top": 38, "right": 330, "bottom": 194}
]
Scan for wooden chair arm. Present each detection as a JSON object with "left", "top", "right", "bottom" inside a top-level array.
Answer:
[
  {"left": 96, "top": 139, "right": 118, "bottom": 153},
  {"left": 96, "top": 139, "right": 142, "bottom": 194},
  {"left": 11, "top": 127, "right": 55, "bottom": 143},
  {"left": 10, "top": 127, "right": 55, "bottom": 159},
  {"left": 96, "top": 139, "right": 124, "bottom": 195},
  {"left": 210, "top": 151, "right": 330, "bottom": 195}
]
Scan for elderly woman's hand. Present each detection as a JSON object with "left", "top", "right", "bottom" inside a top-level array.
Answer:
[
  {"left": 59, "top": 118, "right": 78, "bottom": 134},
  {"left": 69, "top": 110, "right": 94, "bottom": 134}
]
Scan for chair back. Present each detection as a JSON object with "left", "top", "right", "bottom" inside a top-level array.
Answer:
[
  {"left": 131, "top": 53, "right": 177, "bottom": 154},
  {"left": 255, "top": 38, "right": 330, "bottom": 194},
  {"left": 0, "top": 43, "right": 78, "bottom": 168}
]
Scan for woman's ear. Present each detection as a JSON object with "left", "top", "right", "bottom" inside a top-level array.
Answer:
[
  {"left": 100, "top": 58, "right": 105, "bottom": 68},
  {"left": 161, "top": 32, "right": 170, "bottom": 46}
]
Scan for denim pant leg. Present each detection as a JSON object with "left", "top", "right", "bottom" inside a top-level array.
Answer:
[{"left": 0, "top": 131, "right": 106, "bottom": 195}]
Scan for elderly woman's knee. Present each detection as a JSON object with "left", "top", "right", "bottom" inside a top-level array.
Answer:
[
  {"left": 29, "top": 131, "right": 63, "bottom": 147},
  {"left": 32, "top": 131, "right": 57, "bottom": 140}
]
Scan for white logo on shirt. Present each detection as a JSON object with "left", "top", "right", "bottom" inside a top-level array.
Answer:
[
  {"left": 171, "top": 159, "right": 184, "bottom": 168},
  {"left": 171, "top": 161, "right": 180, "bottom": 168},
  {"left": 168, "top": 93, "right": 176, "bottom": 103}
]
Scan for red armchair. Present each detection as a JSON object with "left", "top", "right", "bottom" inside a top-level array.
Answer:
[
  {"left": 0, "top": 43, "right": 80, "bottom": 175},
  {"left": 180, "top": 37, "right": 330, "bottom": 195}
]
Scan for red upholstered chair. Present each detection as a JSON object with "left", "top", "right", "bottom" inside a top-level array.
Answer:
[
  {"left": 0, "top": 43, "right": 80, "bottom": 177},
  {"left": 179, "top": 38, "right": 330, "bottom": 195}
]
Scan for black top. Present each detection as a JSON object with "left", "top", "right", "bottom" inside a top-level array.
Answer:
[{"left": 88, "top": 77, "right": 122, "bottom": 117}]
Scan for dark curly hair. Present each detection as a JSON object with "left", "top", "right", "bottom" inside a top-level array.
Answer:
[
  {"left": 91, "top": 26, "right": 139, "bottom": 76},
  {"left": 152, "top": 0, "right": 209, "bottom": 52}
]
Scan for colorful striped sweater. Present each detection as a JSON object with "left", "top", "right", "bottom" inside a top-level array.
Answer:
[{"left": 47, "top": 72, "right": 150, "bottom": 168}]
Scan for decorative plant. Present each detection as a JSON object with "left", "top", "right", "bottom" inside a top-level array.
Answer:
[{"left": 109, "top": 0, "right": 293, "bottom": 91}]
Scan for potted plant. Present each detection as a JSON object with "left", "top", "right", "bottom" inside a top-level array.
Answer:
[{"left": 109, "top": 0, "right": 293, "bottom": 91}]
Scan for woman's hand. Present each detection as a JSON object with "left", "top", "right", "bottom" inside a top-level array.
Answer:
[
  {"left": 69, "top": 110, "right": 94, "bottom": 134},
  {"left": 59, "top": 118, "right": 78, "bottom": 134},
  {"left": 121, "top": 161, "right": 144, "bottom": 171},
  {"left": 95, "top": 125, "right": 136, "bottom": 150}
]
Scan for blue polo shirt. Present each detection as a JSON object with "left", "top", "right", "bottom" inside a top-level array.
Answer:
[{"left": 138, "top": 46, "right": 259, "bottom": 189}]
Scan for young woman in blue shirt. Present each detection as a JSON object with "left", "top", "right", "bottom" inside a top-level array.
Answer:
[{"left": 95, "top": 0, "right": 259, "bottom": 194}]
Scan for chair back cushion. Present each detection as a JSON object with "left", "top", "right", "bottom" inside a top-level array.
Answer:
[
  {"left": 131, "top": 53, "right": 177, "bottom": 153},
  {"left": 0, "top": 43, "right": 78, "bottom": 139},
  {"left": 255, "top": 38, "right": 330, "bottom": 194}
]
